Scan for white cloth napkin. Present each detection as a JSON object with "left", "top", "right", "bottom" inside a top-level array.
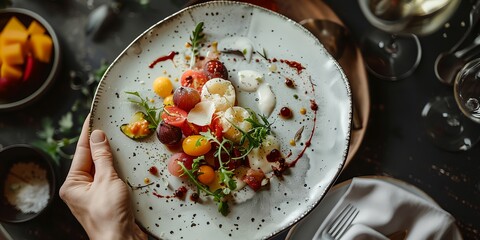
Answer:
[{"left": 312, "top": 177, "right": 463, "bottom": 240}]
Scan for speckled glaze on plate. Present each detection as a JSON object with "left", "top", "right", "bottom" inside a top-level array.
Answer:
[{"left": 90, "top": 1, "right": 351, "bottom": 239}]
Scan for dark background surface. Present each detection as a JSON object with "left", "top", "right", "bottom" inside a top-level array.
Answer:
[{"left": 0, "top": 0, "right": 479, "bottom": 239}]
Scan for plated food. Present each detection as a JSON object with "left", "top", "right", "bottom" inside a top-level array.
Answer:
[{"left": 90, "top": 1, "right": 351, "bottom": 239}]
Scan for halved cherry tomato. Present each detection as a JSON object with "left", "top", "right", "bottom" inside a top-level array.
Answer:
[
  {"left": 180, "top": 69, "right": 209, "bottom": 92},
  {"left": 161, "top": 106, "right": 187, "bottom": 127}
]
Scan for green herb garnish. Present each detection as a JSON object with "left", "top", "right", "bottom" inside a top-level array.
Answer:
[
  {"left": 200, "top": 131, "right": 237, "bottom": 192},
  {"left": 230, "top": 109, "right": 272, "bottom": 159},
  {"left": 178, "top": 161, "right": 230, "bottom": 216},
  {"left": 257, "top": 48, "right": 268, "bottom": 60},
  {"left": 34, "top": 117, "right": 79, "bottom": 165},
  {"left": 189, "top": 22, "right": 205, "bottom": 67},
  {"left": 125, "top": 91, "right": 161, "bottom": 129}
]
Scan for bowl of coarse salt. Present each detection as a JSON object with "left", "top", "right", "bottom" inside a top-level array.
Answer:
[{"left": 0, "top": 144, "right": 56, "bottom": 223}]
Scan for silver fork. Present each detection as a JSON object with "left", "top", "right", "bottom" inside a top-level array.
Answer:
[{"left": 319, "top": 204, "right": 359, "bottom": 240}]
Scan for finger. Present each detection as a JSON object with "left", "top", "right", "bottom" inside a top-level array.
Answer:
[
  {"left": 90, "top": 130, "right": 116, "bottom": 179},
  {"left": 68, "top": 114, "right": 93, "bottom": 174}
]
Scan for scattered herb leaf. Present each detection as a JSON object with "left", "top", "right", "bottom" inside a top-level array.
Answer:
[
  {"left": 59, "top": 112, "right": 74, "bottom": 134},
  {"left": 189, "top": 22, "right": 205, "bottom": 67},
  {"left": 34, "top": 117, "right": 79, "bottom": 165},
  {"left": 294, "top": 126, "right": 304, "bottom": 142},
  {"left": 257, "top": 48, "right": 268, "bottom": 60}
]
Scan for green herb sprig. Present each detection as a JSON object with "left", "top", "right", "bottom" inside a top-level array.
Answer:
[
  {"left": 189, "top": 22, "right": 205, "bottom": 67},
  {"left": 34, "top": 115, "right": 79, "bottom": 165},
  {"left": 125, "top": 91, "right": 161, "bottom": 129},
  {"left": 200, "top": 131, "right": 237, "bottom": 193},
  {"left": 230, "top": 109, "right": 272, "bottom": 159},
  {"left": 178, "top": 161, "right": 230, "bottom": 216}
]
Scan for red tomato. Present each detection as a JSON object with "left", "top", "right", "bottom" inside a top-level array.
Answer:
[
  {"left": 180, "top": 121, "right": 209, "bottom": 137},
  {"left": 210, "top": 114, "right": 224, "bottom": 141},
  {"left": 242, "top": 169, "right": 265, "bottom": 191},
  {"left": 180, "top": 69, "right": 209, "bottom": 92},
  {"left": 161, "top": 106, "right": 187, "bottom": 127}
]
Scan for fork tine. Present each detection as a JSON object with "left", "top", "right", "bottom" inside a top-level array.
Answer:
[
  {"left": 330, "top": 205, "right": 359, "bottom": 239},
  {"left": 336, "top": 207, "right": 358, "bottom": 239},
  {"left": 327, "top": 204, "right": 353, "bottom": 235}
]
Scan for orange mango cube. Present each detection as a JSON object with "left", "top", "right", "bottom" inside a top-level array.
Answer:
[
  {"left": 27, "top": 20, "right": 45, "bottom": 35},
  {"left": 0, "top": 29, "right": 29, "bottom": 46},
  {"left": 1, "top": 63, "right": 23, "bottom": 81},
  {"left": 3, "top": 16, "right": 27, "bottom": 32},
  {"left": 30, "top": 34, "right": 52, "bottom": 63},
  {"left": 1, "top": 43, "right": 24, "bottom": 65}
]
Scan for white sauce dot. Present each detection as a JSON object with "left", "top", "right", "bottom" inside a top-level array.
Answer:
[
  {"left": 258, "top": 84, "right": 276, "bottom": 117},
  {"left": 238, "top": 70, "right": 262, "bottom": 92}
]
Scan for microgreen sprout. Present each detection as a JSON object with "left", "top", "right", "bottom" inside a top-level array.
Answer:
[
  {"left": 125, "top": 91, "right": 162, "bottom": 129},
  {"left": 229, "top": 109, "right": 273, "bottom": 159}
]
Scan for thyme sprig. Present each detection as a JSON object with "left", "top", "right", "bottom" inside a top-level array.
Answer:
[
  {"left": 189, "top": 22, "right": 205, "bottom": 67},
  {"left": 125, "top": 91, "right": 161, "bottom": 129}
]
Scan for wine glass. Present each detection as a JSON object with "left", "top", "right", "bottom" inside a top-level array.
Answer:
[
  {"left": 454, "top": 58, "right": 480, "bottom": 124},
  {"left": 422, "top": 58, "right": 480, "bottom": 151},
  {"left": 358, "top": 0, "right": 460, "bottom": 80}
]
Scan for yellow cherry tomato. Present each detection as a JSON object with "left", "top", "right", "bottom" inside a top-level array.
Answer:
[
  {"left": 163, "top": 94, "right": 174, "bottom": 106},
  {"left": 197, "top": 165, "right": 215, "bottom": 185},
  {"left": 152, "top": 76, "right": 173, "bottom": 98},
  {"left": 182, "top": 135, "right": 211, "bottom": 156}
]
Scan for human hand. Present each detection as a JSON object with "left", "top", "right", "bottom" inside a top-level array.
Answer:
[{"left": 60, "top": 116, "right": 147, "bottom": 240}]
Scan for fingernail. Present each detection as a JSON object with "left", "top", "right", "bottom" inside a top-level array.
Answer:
[{"left": 91, "top": 130, "right": 106, "bottom": 143}]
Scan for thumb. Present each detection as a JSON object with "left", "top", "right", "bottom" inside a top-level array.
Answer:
[{"left": 90, "top": 130, "right": 116, "bottom": 179}]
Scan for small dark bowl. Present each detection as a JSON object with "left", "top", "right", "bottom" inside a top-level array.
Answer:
[
  {"left": 0, "top": 144, "right": 56, "bottom": 223},
  {"left": 0, "top": 8, "right": 60, "bottom": 111}
]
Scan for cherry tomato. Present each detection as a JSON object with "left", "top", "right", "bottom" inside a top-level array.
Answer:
[
  {"left": 161, "top": 106, "right": 187, "bottom": 127},
  {"left": 180, "top": 121, "right": 208, "bottom": 137},
  {"left": 182, "top": 135, "right": 212, "bottom": 156},
  {"left": 163, "top": 94, "right": 174, "bottom": 106},
  {"left": 152, "top": 76, "right": 173, "bottom": 98},
  {"left": 167, "top": 152, "right": 194, "bottom": 177},
  {"left": 209, "top": 114, "right": 224, "bottom": 140},
  {"left": 180, "top": 69, "right": 209, "bottom": 92},
  {"left": 197, "top": 165, "right": 215, "bottom": 185},
  {"left": 203, "top": 60, "right": 228, "bottom": 80}
]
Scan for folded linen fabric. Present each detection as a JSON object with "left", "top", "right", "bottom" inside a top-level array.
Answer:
[{"left": 312, "top": 177, "right": 462, "bottom": 240}]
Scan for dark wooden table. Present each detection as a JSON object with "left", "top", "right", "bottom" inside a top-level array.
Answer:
[{"left": 0, "top": 0, "right": 478, "bottom": 239}]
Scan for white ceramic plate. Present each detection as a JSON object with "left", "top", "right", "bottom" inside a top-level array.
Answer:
[
  {"left": 285, "top": 176, "right": 441, "bottom": 239},
  {"left": 90, "top": 1, "right": 351, "bottom": 239}
]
